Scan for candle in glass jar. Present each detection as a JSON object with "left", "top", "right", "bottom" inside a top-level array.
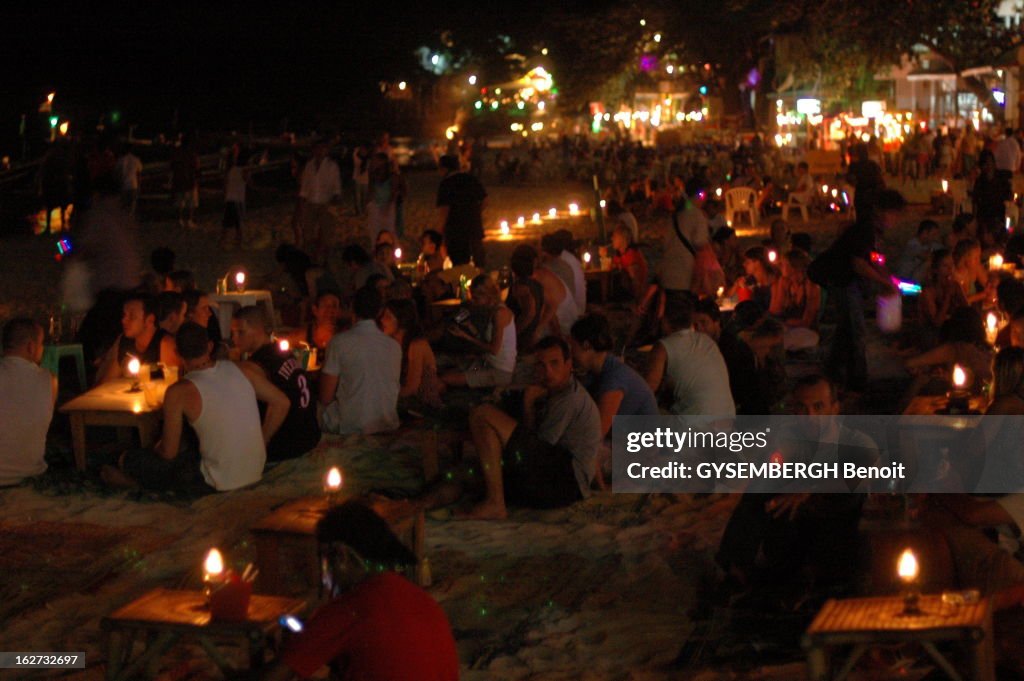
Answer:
[{"left": 990, "top": 253, "right": 1004, "bottom": 270}]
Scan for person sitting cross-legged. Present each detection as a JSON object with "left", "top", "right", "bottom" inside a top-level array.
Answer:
[
  {"left": 231, "top": 306, "right": 321, "bottom": 462},
  {"left": 102, "top": 322, "right": 290, "bottom": 492},
  {"left": 262, "top": 502, "right": 458, "bottom": 681},
  {"left": 426, "top": 336, "right": 600, "bottom": 520}
]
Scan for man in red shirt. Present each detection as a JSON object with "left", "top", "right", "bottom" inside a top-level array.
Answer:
[{"left": 263, "top": 502, "right": 458, "bottom": 681}]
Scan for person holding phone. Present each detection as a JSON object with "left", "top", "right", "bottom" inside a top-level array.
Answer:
[{"left": 263, "top": 501, "right": 458, "bottom": 681}]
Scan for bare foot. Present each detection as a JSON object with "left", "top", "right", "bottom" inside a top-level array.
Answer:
[
  {"left": 453, "top": 502, "right": 508, "bottom": 521},
  {"left": 100, "top": 465, "right": 138, "bottom": 489}
]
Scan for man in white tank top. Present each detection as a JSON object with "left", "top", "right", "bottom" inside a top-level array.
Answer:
[
  {"left": 103, "top": 323, "right": 291, "bottom": 492},
  {"left": 440, "top": 275, "right": 517, "bottom": 388}
]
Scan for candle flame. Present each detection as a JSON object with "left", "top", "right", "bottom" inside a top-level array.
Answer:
[
  {"left": 569, "top": 203, "right": 579, "bottom": 215},
  {"left": 991, "top": 253, "right": 1004, "bottom": 270},
  {"left": 500, "top": 224, "right": 510, "bottom": 236},
  {"left": 715, "top": 187, "right": 723, "bottom": 198},
  {"left": 394, "top": 247, "right": 402, "bottom": 260},
  {"left": 548, "top": 208, "right": 557, "bottom": 218},
  {"left": 897, "top": 548, "right": 918, "bottom": 582},
  {"left": 326, "top": 466, "right": 342, "bottom": 491},
  {"left": 583, "top": 252, "right": 592, "bottom": 263},
  {"left": 127, "top": 357, "right": 141, "bottom": 376},
  {"left": 532, "top": 212, "right": 541, "bottom": 223},
  {"left": 987, "top": 312, "right": 999, "bottom": 333},
  {"left": 941, "top": 179, "right": 948, "bottom": 193},
  {"left": 767, "top": 249, "right": 778, "bottom": 263},
  {"left": 953, "top": 364, "right": 967, "bottom": 388},
  {"left": 821, "top": 184, "right": 829, "bottom": 194},
  {"left": 204, "top": 548, "right": 224, "bottom": 577},
  {"left": 717, "top": 286, "right": 725, "bottom": 297},
  {"left": 235, "top": 271, "right": 246, "bottom": 285},
  {"left": 517, "top": 216, "right": 525, "bottom": 227},
  {"left": 278, "top": 339, "right": 290, "bottom": 352}
]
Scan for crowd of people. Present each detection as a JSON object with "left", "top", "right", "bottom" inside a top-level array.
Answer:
[{"left": 9, "top": 122, "right": 1024, "bottom": 676}]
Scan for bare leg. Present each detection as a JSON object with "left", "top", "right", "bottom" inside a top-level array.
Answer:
[{"left": 457, "top": 404, "right": 518, "bottom": 520}]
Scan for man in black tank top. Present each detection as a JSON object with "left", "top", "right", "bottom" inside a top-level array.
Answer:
[
  {"left": 97, "top": 293, "right": 172, "bottom": 384},
  {"left": 231, "top": 306, "right": 321, "bottom": 461}
]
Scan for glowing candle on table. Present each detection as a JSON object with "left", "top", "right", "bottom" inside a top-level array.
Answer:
[
  {"left": 325, "top": 466, "right": 343, "bottom": 506},
  {"left": 990, "top": 253, "right": 1004, "bottom": 270},
  {"left": 548, "top": 208, "right": 557, "bottom": 218},
  {"left": 599, "top": 199, "right": 607, "bottom": 208},
  {"left": 127, "top": 357, "right": 141, "bottom": 391},
  {"left": 583, "top": 252, "right": 592, "bottom": 265},
  {"left": 203, "top": 547, "right": 226, "bottom": 602},
  {"left": 767, "top": 249, "right": 778, "bottom": 264},
  {"left": 987, "top": 312, "right": 999, "bottom": 345},
  {"left": 234, "top": 271, "right": 246, "bottom": 292},
  {"left": 821, "top": 184, "right": 829, "bottom": 194},
  {"left": 517, "top": 216, "right": 525, "bottom": 227},
  {"left": 500, "top": 223, "right": 510, "bottom": 236},
  {"left": 532, "top": 212, "right": 541, "bottom": 224},
  {"left": 278, "top": 339, "right": 290, "bottom": 353},
  {"left": 569, "top": 203, "right": 579, "bottom": 216},
  {"left": 953, "top": 364, "right": 967, "bottom": 389},
  {"left": 715, "top": 187, "right": 722, "bottom": 198},
  {"left": 897, "top": 548, "right": 921, "bottom": 614},
  {"left": 717, "top": 286, "right": 725, "bottom": 298},
  {"left": 941, "top": 179, "right": 948, "bottom": 194}
]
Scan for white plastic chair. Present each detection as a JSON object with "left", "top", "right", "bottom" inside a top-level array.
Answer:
[
  {"left": 724, "top": 187, "right": 758, "bottom": 228},
  {"left": 781, "top": 193, "right": 809, "bottom": 222}
]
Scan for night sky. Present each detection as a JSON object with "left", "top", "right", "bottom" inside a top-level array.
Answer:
[{"left": 0, "top": 1, "right": 570, "bottom": 141}]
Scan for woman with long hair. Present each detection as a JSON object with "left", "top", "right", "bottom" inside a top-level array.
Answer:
[{"left": 378, "top": 298, "right": 443, "bottom": 410}]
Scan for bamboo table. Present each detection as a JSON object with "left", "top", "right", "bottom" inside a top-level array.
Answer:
[
  {"left": 803, "top": 595, "right": 994, "bottom": 681},
  {"left": 101, "top": 588, "right": 304, "bottom": 681},
  {"left": 251, "top": 496, "right": 426, "bottom": 595},
  {"left": 59, "top": 378, "right": 166, "bottom": 470}
]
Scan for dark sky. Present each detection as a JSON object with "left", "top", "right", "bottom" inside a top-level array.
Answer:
[{"left": 0, "top": 1, "right": 567, "bottom": 136}]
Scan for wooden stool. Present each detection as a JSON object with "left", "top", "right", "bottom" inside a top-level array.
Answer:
[
  {"left": 43, "top": 343, "right": 87, "bottom": 393},
  {"left": 101, "top": 588, "right": 304, "bottom": 681},
  {"left": 251, "top": 496, "right": 426, "bottom": 595},
  {"left": 803, "top": 595, "right": 995, "bottom": 681}
]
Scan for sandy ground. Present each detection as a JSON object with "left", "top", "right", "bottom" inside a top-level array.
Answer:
[{"left": 0, "top": 172, "right": 947, "bottom": 679}]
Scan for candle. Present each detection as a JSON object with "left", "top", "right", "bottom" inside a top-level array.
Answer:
[
  {"left": 821, "top": 184, "right": 829, "bottom": 194},
  {"left": 532, "top": 212, "right": 541, "bottom": 224},
  {"left": 715, "top": 187, "right": 722, "bottom": 198},
  {"left": 989, "top": 253, "right": 1004, "bottom": 270},
  {"left": 987, "top": 312, "right": 999, "bottom": 345},
  {"left": 717, "top": 286, "right": 725, "bottom": 298},
  {"left": 235, "top": 271, "right": 246, "bottom": 293},
  {"left": 127, "top": 357, "right": 140, "bottom": 378},
  {"left": 599, "top": 199, "right": 607, "bottom": 208},
  {"left": 278, "top": 339, "right": 290, "bottom": 353},
  {"left": 325, "top": 466, "right": 343, "bottom": 506},
  {"left": 500, "top": 223, "right": 510, "bottom": 236},
  {"left": 941, "top": 179, "right": 948, "bottom": 194},
  {"left": 548, "top": 208, "right": 557, "bottom": 218},
  {"left": 204, "top": 548, "right": 225, "bottom": 583},
  {"left": 394, "top": 247, "right": 402, "bottom": 260},
  {"left": 897, "top": 547, "right": 921, "bottom": 614},
  {"left": 583, "top": 252, "right": 592, "bottom": 265},
  {"left": 767, "top": 249, "right": 778, "bottom": 264},
  {"left": 569, "top": 203, "right": 579, "bottom": 216},
  {"left": 517, "top": 216, "right": 525, "bottom": 227},
  {"left": 952, "top": 364, "right": 967, "bottom": 389}
]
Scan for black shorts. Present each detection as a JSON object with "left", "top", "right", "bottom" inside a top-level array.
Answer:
[{"left": 502, "top": 425, "right": 582, "bottom": 509}]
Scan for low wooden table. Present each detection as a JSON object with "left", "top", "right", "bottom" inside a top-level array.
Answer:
[
  {"left": 803, "top": 595, "right": 994, "bottom": 681},
  {"left": 101, "top": 588, "right": 304, "bottom": 681},
  {"left": 251, "top": 496, "right": 426, "bottom": 595},
  {"left": 59, "top": 378, "right": 165, "bottom": 470},
  {"left": 902, "top": 394, "right": 989, "bottom": 417}
]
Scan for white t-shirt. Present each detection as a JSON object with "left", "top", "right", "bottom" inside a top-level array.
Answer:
[
  {"left": 322, "top": 319, "right": 401, "bottom": 434},
  {"left": 299, "top": 157, "right": 342, "bottom": 204},
  {"left": 658, "top": 328, "right": 735, "bottom": 416},
  {"left": 995, "top": 136, "right": 1021, "bottom": 173},
  {"left": 658, "top": 204, "right": 708, "bottom": 291},
  {"left": 560, "top": 250, "right": 587, "bottom": 313},
  {"left": 186, "top": 361, "right": 266, "bottom": 491},
  {"left": 0, "top": 356, "right": 54, "bottom": 485}
]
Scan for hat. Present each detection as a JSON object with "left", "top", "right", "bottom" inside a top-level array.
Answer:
[{"left": 316, "top": 501, "right": 417, "bottom": 567}]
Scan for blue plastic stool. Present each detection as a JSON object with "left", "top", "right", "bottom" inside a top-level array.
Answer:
[{"left": 42, "top": 343, "right": 87, "bottom": 392}]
